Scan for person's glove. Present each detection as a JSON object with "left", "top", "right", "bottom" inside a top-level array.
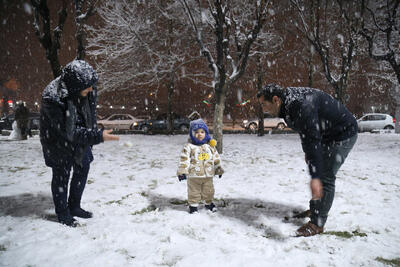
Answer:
[{"left": 178, "top": 174, "right": 187, "bottom": 181}]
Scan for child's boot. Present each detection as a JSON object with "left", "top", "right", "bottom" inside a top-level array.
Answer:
[
  {"left": 205, "top": 203, "right": 217, "bottom": 212},
  {"left": 189, "top": 206, "right": 198, "bottom": 214}
]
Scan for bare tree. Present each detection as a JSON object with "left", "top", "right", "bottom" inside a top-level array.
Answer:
[
  {"left": 74, "top": 0, "right": 97, "bottom": 60},
  {"left": 249, "top": 30, "right": 284, "bottom": 136},
  {"left": 180, "top": 0, "right": 269, "bottom": 153},
  {"left": 86, "top": 0, "right": 206, "bottom": 133},
  {"left": 31, "top": 0, "right": 68, "bottom": 78},
  {"left": 361, "top": 0, "right": 400, "bottom": 133},
  {"left": 255, "top": 54, "right": 265, "bottom": 136},
  {"left": 87, "top": 1, "right": 152, "bottom": 93},
  {"left": 291, "top": 0, "right": 364, "bottom": 103}
]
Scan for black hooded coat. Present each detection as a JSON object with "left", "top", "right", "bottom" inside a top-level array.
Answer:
[{"left": 40, "top": 60, "right": 104, "bottom": 168}]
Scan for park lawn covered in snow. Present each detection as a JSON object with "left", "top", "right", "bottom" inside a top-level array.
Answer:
[{"left": 0, "top": 133, "right": 399, "bottom": 267}]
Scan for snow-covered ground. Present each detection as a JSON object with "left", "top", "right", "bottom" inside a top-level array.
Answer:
[{"left": 0, "top": 133, "right": 399, "bottom": 267}]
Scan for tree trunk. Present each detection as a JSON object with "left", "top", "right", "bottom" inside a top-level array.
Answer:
[
  {"left": 76, "top": 25, "right": 86, "bottom": 60},
  {"left": 394, "top": 85, "right": 400, "bottom": 134},
  {"left": 49, "top": 49, "right": 62, "bottom": 78},
  {"left": 75, "top": 1, "right": 85, "bottom": 60},
  {"left": 166, "top": 17, "right": 174, "bottom": 135},
  {"left": 166, "top": 72, "right": 174, "bottom": 135},
  {"left": 213, "top": 90, "right": 226, "bottom": 153},
  {"left": 257, "top": 103, "right": 264, "bottom": 136},
  {"left": 395, "top": 104, "right": 400, "bottom": 134},
  {"left": 336, "top": 83, "right": 346, "bottom": 104},
  {"left": 307, "top": 45, "right": 314, "bottom": 88},
  {"left": 256, "top": 55, "right": 264, "bottom": 136}
]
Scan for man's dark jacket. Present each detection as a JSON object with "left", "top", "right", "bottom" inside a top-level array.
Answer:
[
  {"left": 279, "top": 87, "right": 357, "bottom": 179},
  {"left": 40, "top": 60, "right": 103, "bottom": 168}
]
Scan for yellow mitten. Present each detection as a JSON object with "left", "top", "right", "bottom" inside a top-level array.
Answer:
[{"left": 209, "top": 139, "right": 217, "bottom": 147}]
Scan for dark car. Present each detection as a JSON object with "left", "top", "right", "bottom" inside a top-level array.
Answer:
[
  {"left": 133, "top": 113, "right": 190, "bottom": 133},
  {"left": 0, "top": 112, "right": 40, "bottom": 131}
]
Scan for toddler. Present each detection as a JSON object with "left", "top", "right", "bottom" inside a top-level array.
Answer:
[{"left": 177, "top": 119, "right": 224, "bottom": 213}]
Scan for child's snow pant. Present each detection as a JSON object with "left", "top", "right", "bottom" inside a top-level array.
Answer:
[{"left": 187, "top": 177, "right": 214, "bottom": 206}]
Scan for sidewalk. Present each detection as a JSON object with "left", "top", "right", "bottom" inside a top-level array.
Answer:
[{"left": 1, "top": 126, "right": 295, "bottom": 136}]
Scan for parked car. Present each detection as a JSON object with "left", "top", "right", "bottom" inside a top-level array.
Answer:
[
  {"left": 0, "top": 112, "right": 40, "bottom": 131},
  {"left": 241, "top": 113, "right": 287, "bottom": 133},
  {"left": 129, "top": 115, "right": 151, "bottom": 130},
  {"left": 132, "top": 113, "right": 190, "bottom": 133},
  {"left": 97, "top": 114, "right": 146, "bottom": 130},
  {"left": 357, "top": 113, "right": 395, "bottom": 132}
]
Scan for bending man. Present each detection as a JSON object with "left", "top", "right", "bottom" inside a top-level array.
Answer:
[{"left": 257, "top": 83, "right": 357, "bottom": 237}]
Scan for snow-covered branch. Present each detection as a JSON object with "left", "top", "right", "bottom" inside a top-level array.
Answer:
[
  {"left": 87, "top": 0, "right": 199, "bottom": 95},
  {"left": 30, "top": 0, "right": 68, "bottom": 77},
  {"left": 361, "top": 0, "right": 400, "bottom": 85},
  {"left": 75, "top": 0, "right": 97, "bottom": 60},
  {"left": 291, "top": 0, "right": 364, "bottom": 103}
]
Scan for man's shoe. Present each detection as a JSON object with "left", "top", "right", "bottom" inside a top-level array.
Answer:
[
  {"left": 205, "top": 203, "right": 217, "bottom": 212},
  {"left": 189, "top": 206, "right": 198, "bottom": 214},
  {"left": 296, "top": 221, "right": 323, "bottom": 237},
  {"left": 70, "top": 207, "right": 93, "bottom": 219}
]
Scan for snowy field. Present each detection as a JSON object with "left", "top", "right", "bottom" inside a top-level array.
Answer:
[{"left": 0, "top": 133, "right": 399, "bottom": 267}]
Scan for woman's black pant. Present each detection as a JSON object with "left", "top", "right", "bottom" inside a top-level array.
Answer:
[{"left": 51, "top": 151, "right": 91, "bottom": 215}]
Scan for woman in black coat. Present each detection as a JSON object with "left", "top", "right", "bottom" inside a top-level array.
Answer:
[{"left": 40, "top": 60, "right": 119, "bottom": 227}]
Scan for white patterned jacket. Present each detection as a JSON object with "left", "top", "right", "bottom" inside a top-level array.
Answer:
[{"left": 177, "top": 142, "right": 224, "bottom": 178}]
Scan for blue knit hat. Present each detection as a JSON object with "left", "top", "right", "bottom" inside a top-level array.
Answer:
[{"left": 189, "top": 119, "right": 211, "bottom": 145}]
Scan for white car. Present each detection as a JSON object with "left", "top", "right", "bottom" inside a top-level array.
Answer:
[
  {"left": 241, "top": 113, "right": 287, "bottom": 133},
  {"left": 357, "top": 113, "right": 395, "bottom": 132},
  {"left": 97, "top": 114, "right": 148, "bottom": 130}
]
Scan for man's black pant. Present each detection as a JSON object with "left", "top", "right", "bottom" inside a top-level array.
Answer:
[
  {"left": 51, "top": 151, "right": 91, "bottom": 215},
  {"left": 313, "top": 134, "right": 358, "bottom": 227}
]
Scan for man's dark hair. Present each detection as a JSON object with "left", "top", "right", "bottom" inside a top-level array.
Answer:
[{"left": 257, "top": 83, "right": 284, "bottom": 101}]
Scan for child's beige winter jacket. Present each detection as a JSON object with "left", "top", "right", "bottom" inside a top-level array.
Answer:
[{"left": 177, "top": 142, "right": 224, "bottom": 178}]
